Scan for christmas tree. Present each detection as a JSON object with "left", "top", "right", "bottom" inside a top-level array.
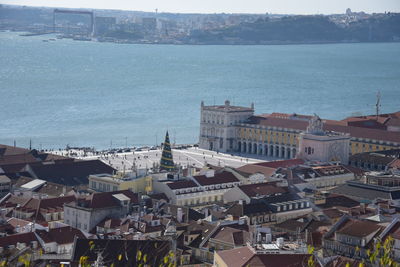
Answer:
[{"left": 160, "top": 131, "right": 175, "bottom": 171}]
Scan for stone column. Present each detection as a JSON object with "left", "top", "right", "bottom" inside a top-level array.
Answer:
[{"left": 284, "top": 147, "right": 288, "bottom": 159}]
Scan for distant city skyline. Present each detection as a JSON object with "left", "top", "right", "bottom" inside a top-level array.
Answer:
[{"left": 1, "top": 0, "right": 400, "bottom": 14}]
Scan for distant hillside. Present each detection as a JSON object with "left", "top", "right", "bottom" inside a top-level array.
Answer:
[{"left": 186, "top": 14, "right": 400, "bottom": 44}]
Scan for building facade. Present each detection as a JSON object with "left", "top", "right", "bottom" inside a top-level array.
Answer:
[
  {"left": 199, "top": 100, "right": 254, "bottom": 152},
  {"left": 297, "top": 116, "right": 351, "bottom": 164},
  {"left": 88, "top": 173, "right": 152, "bottom": 194},
  {"left": 152, "top": 170, "right": 241, "bottom": 206},
  {"left": 199, "top": 101, "right": 400, "bottom": 160}
]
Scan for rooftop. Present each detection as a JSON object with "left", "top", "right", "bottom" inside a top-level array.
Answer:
[
  {"left": 336, "top": 219, "right": 382, "bottom": 238},
  {"left": 193, "top": 171, "right": 239, "bottom": 186},
  {"left": 238, "top": 182, "right": 287, "bottom": 198},
  {"left": 244, "top": 114, "right": 400, "bottom": 143}
]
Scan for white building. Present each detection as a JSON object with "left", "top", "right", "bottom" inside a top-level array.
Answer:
[
  {"left": 63, "top": 190, "right": 139, "bottom": 232},
  {"left": 152, "top": 170, "right": 242, "bottom": 206},
  {"left": 199, "top": 100, "right": 254, "bottom": 152}
]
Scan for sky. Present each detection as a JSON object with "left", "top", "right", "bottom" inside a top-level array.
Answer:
[{"left": 1, "top": 0, "right": 400, "bottom": 14}]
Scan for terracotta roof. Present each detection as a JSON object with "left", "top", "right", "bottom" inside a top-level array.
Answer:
[
  {"left": 336, "top": 219, "right": 382, "bottom": 238},
  {"left": 193, "top": 171, "right": 239, "bottom": 186},
  {"left": 97, "top": 218, "right": 123, "bottom": 229},
  {"left": 211, "top": 226, "right": 250, "bottom": 246},
  {"left": 24, "top": 195, "right": 76, "bottom": 211},
  {"left": 0, "top": 153, "right": 39, "bottom": 166},
  {"left": 27, "top": 159, "right": 116, "bottom": 186},
  {"left": 13, "top": 176, "right": 73, "bottom": 197},
  {"left": 36, "top": 226, "right": 85, "bottom": 244},
  {"left": 323, "top": 208, "right": 346, "bottom": 220},
  {"left": 247, "top": 254, "right": 317, "bottom": 267},
  {"left": 254, "top": 159, "right": 305, "bottom": 169},
  {"left": 235, "top": 164, "right": 275, "bottom": 178},
  {"left": 7, "top": 218, "right": 32, "bottom": 228},
  {"left": 216, "top": 246, "right": 254, "bottom": 267},
  {"left": 0, "top": 144, "right": 30, "bottom": 156},
  {"left": 166, "top": 180, "right": 197, "bottom": 190},
  {"left": 245, "top": 115, "right": 400, "bottom": 143},
  {"left": 238, "top": 182, "right": 288, "bottom": 198},
  {"left": 317, "top": 194, "right": 360, "bottom": 209},
  {"left": 0, "top": 231, "right": 40, "bottom": 247},
  {"left": 71, "top": 190, "right": 139, "bottom": 209},
  {"left": 312, "top": 165, "right": 352, "bottom": 176}
]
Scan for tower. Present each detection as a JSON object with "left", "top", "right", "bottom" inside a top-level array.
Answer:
[
  {"left": 297, "top": 115, "right": 351, "bottom": 164},
  {"left": 160, "top": 131, "right": 175, "bottom": 172}
]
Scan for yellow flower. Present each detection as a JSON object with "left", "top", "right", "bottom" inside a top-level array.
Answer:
[
  {"left": 164, "top": 256, "right": 169, "bottom": 264},
  {"left": 118, "top": 254, "right": 122, "bottom": 261}
]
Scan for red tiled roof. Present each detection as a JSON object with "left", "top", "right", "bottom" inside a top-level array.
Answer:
[
  {"left": 246, "top": 115, "right": 400, "bottom": 143},
  {"left": 235, "top": 164, "right": 275, "bottom": 178},
  {"left": 75, "top": 190, "right": 139, "bottom": 209},
  {"left": 336, "top": 219, "right": 382, "bottom": 238},
  {"left": 238, "top": 182, "right": 288, "bottom": 198},
  {"left": 0, "top": 145, "right": 30, "bottom": 156},
  {"left": 216, "top": 246, "right": 254, "bottom": 267},
  {"left": 27, "top": 159, "right": 116, "bottom": 186},
  {"left": 254, "top": 159, "right": 305, "bottom": 168},
  {"left": 193, "top": 171, "right": 239, "bottom": 186},
  {"left": 247, "top": 254, "right": 317, "bottom": 267},
  {"left": 166, "top": 180, "right": 197, "bottom": 190},
  {"left": 24, "top": 195, "right": 75, "bottom": 211},
  {"left": 0, "top": 231, "right": 40, "bottom": 247},
  {"left": 211, "top": 226, "right": 250, "bottom": 246},
  {"left": 36, "top": 226, "right": 85, "bottom": 244}
]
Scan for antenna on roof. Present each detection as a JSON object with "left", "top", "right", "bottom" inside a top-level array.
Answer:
[{"left": 376, "top": 91, "right": 381, "bottom": 119}]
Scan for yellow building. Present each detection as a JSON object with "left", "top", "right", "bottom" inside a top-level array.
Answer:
[
  {"left": 236, "top": 114, "right": 400, "bottom": 159},
  {"left": 89, "top": 173, "right": 152, "bottom": 194},
  {"left": 199, "top": 101, "right": 400, "bottom": 160}
]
